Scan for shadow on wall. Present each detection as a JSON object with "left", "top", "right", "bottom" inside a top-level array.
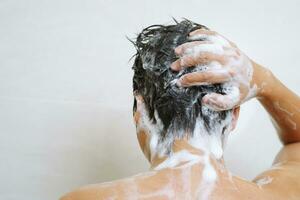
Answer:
[
  {"left": 54, "top": 105, "right": 149, "bottom": 195},
  {"left": 0, "top": 99, "right": 148, "bottom": 200}
]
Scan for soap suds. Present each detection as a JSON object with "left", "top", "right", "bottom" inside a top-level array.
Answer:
[
  {"left": 135, "top": 99, "right": 233, "bottom": 199},
  {"left": 198, "top": 154, "right": 217, "bottom": 200},
  {"left": 179, "top": 30, "right": 257, "bottom": 111},
  {"left": 180, "top": 165, "right": 192, "bottom": 199},
  {"left": 135, "top": 97, "right": 165, "bottom": 161},
  {"left": 189, "top": 106, "right": 233, "bottom": 160},
  {"left": 286, "top": 117, "right": 297, "bottom": 130},
  {"left": 132, "top": 21, "right": 239, "bottom": 199},
  {"left": 185, "top": 43, "right": 224, "bottom": 56},
  {"left": 154, "top": 150, "right": 202, "bottom": 170},
  {"left": 274, "top": 102, "right": 294, "bottom": 116},
  {"left": 255, "top": 176, "right": 273, "bottom": 188},
  {"left": 270, "top": 162, "right": 285, "bottom": 171},
  {"left": 136, "top": 95, "right": 233, "bottom": 161}
]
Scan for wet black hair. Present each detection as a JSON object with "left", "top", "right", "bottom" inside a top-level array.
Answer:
[{"left": 131, "top": 19, "right": 231, "bottom": 140}]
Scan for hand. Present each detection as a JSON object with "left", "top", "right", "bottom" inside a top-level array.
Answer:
[{"left": 171, "top": 29, "right": 268, "bottom": 111}]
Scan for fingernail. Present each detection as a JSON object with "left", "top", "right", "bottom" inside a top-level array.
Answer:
[
  {"left": 188, "top": 34, "right": 195, "bottom": 39},
  {"left": 189, "top": 30, "right": 196, "bottom": 36},
  {"left": 202, "top": 97, "right": 208, "bottom": 104},
  {"left": 170, "top": 62, "right": 176, "bottom": 70},
  {"left": 202, "top": 100, "right": 218, "bottom": 111},
  {"left": 177, "top": 76, "right": 187, "bottom": 87},
  {"left": 180, "top": 59, "right": 186, "bottom": 67},
  {"left": 171, "top": 62, "right": 180, "bottom": 71},
  {"left": 135, "top": 95, "right": 143, "bottom": 104},
  {"left": 202, "top": 95, "right": 214, "bottom": 105},
  {"left": 175, "top": 47, "right": 181, "bottom": 55},
  {"left": 176, "top": 79, "right": 182, "bottom": 87}
]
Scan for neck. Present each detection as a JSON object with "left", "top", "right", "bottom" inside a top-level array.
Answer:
[
  {"left": 150, "top": 139, "right": 225, "bottom": 170},
  {"left": 135, "top": 98, "right": 232, "bottom": 171}
]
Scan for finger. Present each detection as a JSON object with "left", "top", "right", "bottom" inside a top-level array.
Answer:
[
  {"left": 134, "top": 94, "right": 144, "bottom": 123},
  {"left": 182, "top": 51, "right": 227, "bottom": 67},
  {"left": 237, "top": 83, "right": 251, "bottom": 102},
  {"left": 175, "top": 41, "right": 212, "bottom": 56},
  {"left": 202, "top": 87, "right": 240, "bottom": 111},
  {"left": 177, "top": 69, "right": 232, "bottom": 87},
  {"left": 184, "top": 43, "right": 224, "bottom": 57},
  {"left": 189, "top": 31, "right": 231, "bottom": 48},
  {"left": 170, "top": 59, "right": 182, "bottom": 71},
  {"left": 135, "top": 95, "right": 145, "bottom": 111},
  {"left": 171, "top": 52, "right": 227, "bottom": 71},
  {"left": 188, "top": 30, "right": 217, "bottom": 42},
  {"left": 189, "top": 29, "right": 217, "bottom": 37}
]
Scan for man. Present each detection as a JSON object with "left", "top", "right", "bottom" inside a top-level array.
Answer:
[{"left": 61, "top": 20, "right": 300, "bottom": 199}]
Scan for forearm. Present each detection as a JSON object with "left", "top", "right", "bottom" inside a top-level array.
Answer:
[{"left": 254, "top": 62, "right": 300, "bottom": 144}]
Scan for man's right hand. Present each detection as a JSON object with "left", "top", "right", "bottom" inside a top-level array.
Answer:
[{"left": 170, "top": 28, "right": 272, "bottom": 111}]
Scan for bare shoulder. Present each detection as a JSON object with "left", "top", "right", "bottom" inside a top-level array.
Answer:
[
  {"left": 59, "top": 169, "right": 174, "bottom": 200},
  {"left": 250, "top": 143, "right": 300, "bottom": 199},
  {"left": 59, "top": 181, "right": 121, "bottom": 200}
]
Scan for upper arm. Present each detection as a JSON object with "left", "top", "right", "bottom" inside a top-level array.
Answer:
[
  {"left": 60, "top": 184, "right": 118, "bottom": 200},
  {"left": 273, "top": 142, "right": 300, "bottom": 164}
]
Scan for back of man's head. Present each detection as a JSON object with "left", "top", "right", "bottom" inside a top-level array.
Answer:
[{"left": 132, "top": 19, "right": 233, "bottom": 155}]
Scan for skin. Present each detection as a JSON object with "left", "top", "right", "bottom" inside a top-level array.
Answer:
[{"left": 60, "top": 30, "right": 300, "bottom": 200}]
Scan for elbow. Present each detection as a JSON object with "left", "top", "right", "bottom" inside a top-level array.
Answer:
[
  {"left": 59, "top": 186, "right": 105, "bottom": 200},
  {"left": 59, "top": 190, "right": 84, "bottom": 200},
  {"left": 280, "top": 133, "right": 300, "bottom": 145},
  {"left": 59, "top": 193, "right": 73, "bottom": 200}
]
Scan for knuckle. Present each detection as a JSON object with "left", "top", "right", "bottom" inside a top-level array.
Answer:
[
  {"left": 210, "top": 30, "right": 218, "bottom": 35},
  {"left": 201, "top": 72, "right": 211, "bottom": 80},
  {"left": 198, "top": 54, "right": 209, "bottom": 63},
  {"left": 182, "top": 57, "right": 194, "bottom": 66},
  {"left": 228, "top": 69, "right": 236, "bottom": 77},
  {"left": 180, "top": 58, "right": 186, "bottom": 66},
  {"left": 184, "top": 75, "right": 193, "bottom": 83},
  {"left": 174, "top": 46, "right": 182, "bottom": 55},
  {"left": 234, "top": 48, "right": 241, "bottom": 56},
  {"left": 191, "top": 29, "right": 202, "bottom": 35},
  {"left": 180, "top": 75, "right": 190, "bottom": 84},
  {"left": 181, "top": 45, "right": 190, "bottom": 54}
]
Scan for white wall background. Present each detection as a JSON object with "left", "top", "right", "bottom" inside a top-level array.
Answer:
[{"left": 0, "top": 0, "right": 299, "bottom": 199}]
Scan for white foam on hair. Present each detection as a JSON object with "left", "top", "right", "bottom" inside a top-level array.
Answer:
[
  {"left": 140, "top": 51, "right": 156, "bottom": 71},
  {"left": 137, "top": 98, "right": 232, "bottom": 159},
  {"left": 189, "top": 105, "right": 233, "bottom": 160}
]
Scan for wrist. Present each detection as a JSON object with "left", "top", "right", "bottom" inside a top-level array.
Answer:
[{"left": 251, "top": 61, "right": 276, "bottom": 99}]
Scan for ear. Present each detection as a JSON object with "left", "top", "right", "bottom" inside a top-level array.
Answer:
[
  {"left": 133, "top": 94, "right": 144, "bottom": 125},
  {"left": 230, "top": 106, "right": 240, "bottom": 131},
  {"left": 133, "top": 95, "right": 151, "bottom": 162}
]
